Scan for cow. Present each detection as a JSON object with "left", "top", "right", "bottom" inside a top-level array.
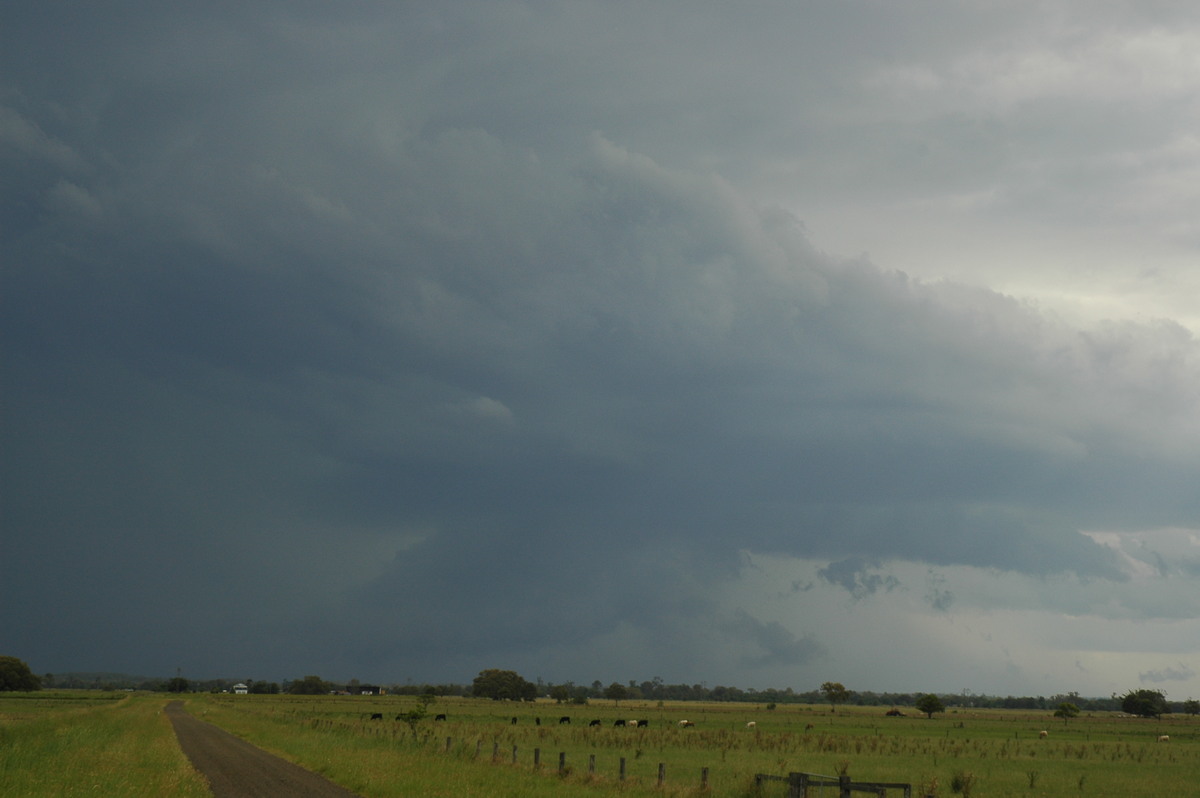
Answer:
[
  {"left": 678, "top": 720, "right": 695, "bottom": 727},
  {"left": 434, "top": 713, "right": 447, "bottom": 721},
  {"left": 885, "top": 709, "right": 905, "bottom": 717},
  {"left": 588, "top": 719, "right": 602, "bottom": 727},
  {"left": 1039, "top": 730, "right": 1048, "bottom": 739},
  {"left": 636, "top": 719, "right": 649, "bottom": 728},
  {"left": 629, "top": 720, "right": 639, "bottom": 728},
  {"left": 535, "top": 717, "right": 541, "bottom": 726},
  {"left": 613, "top": 719, "right": 626, "bottom": 727},
  {"left": 559, "top": 716, "right": 571, "bottom": 725},
  {"left": 746, "top": 721, "right": 757, "bottom": 729},
  {"left": 804, "top": 723, "right": 814, "bottom": 731},
  {"left": 369, "top": 713, "right": 383, "bottom": 720},
  {"left": 1158, "top": 735, "right": 1170, "bottom": 742},
  {"left": 511, "top": 716, "right": 518, "bottom": 725}
]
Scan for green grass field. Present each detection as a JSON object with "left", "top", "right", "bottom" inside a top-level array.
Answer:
[
  {"left": 0, "top": 691, "right": 210, "bottom": 797},
  {"left": 189, "top": 693, "right": 1198, "bottom": 797},
  {"left": 3, "top": 691, "right": 1196, "bottom": 797}
]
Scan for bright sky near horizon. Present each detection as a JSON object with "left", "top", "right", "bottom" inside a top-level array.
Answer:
[{"left": 3, "top": 1, "right": 1199, "bottom": 700}]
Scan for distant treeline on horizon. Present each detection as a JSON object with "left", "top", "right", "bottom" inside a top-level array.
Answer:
[{"left": 39, "top": 672, "right": 1191, "bottom": 714}]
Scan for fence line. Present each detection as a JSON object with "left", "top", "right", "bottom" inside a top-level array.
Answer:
[
  {"left": 753, "top": 771, "right": 917, "bottom": 798},
  {"left": 436, "top": 735, "right": 713, "bottom": 790}
]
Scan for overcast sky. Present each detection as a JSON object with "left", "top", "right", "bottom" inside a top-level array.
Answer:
[{"left": 4, "top": 1, "right": 1200, "bottom": 699}]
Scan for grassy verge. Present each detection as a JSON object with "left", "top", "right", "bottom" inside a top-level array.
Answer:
[{"left": 0, "top": 692, "right": 210, "bottom": 797}]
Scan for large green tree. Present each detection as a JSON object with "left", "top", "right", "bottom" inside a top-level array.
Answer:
[
  {"left": 604, "top": 682, "right": 629, "bottom": 705},
  {"left": 0, "top": 656, "right": 42, "bottom": 691},
  {"left": 288, "top": 675, "right": 333, "bottom": 695},
  {"left": 1120, "top": 689, "right": 1168, "bottom": 719},
  {"left": 1053, "top": 702, "right": 1080, "bottom": 724},
  {"left": 915, "top": 693, "right": 945, "bottom": 719},
  {"left": 820, "top": 681, "right": 850, "bottom": 712},
  {"left": 471, "top": 669, "right": 537, "bottom": 701}
]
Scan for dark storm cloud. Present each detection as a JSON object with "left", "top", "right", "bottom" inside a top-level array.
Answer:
[
  {"left": 818, "top": 558, "right": 899, "bottom": 599},
  {"left": 3, "top": 1, "right": 1200, "bottom": 687}
]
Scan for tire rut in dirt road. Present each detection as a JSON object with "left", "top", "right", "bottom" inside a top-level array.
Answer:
[{"left": 166, "top": 700, "right": 365, "bottom": 798}]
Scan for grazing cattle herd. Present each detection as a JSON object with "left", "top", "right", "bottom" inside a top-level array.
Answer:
[{"left": 355, "top": 708, "right": 1179, "bottom": 747}]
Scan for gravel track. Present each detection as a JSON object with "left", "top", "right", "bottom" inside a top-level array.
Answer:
[{"left": 166, "top": 700, "right": 365, "bottom": 797}]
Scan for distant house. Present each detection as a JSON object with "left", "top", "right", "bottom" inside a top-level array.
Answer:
[
  {"left": 233, "top": 683, "right": 249, "bottom": 694},
  {"left": 346, "top": 684, "right": 380, "bottom": 696}
]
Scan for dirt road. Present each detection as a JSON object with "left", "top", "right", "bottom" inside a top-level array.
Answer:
[{"left": 166, "top": 701, "right": 364, "bottom": 797}]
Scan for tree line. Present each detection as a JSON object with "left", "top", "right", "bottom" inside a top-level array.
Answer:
[{"left": 7, "top": 656, "right": 1198, "bottom": 717}]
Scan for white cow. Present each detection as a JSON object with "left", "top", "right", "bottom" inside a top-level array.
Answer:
[{"left": 746, "top": 721, "right": 756, "bottom": 729}]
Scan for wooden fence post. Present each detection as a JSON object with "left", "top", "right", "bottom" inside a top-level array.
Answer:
[
  {"left": 589, "top": 754, "right": 595, "bottom": 774},
  {"left": 839, "top": 774, "right": 852, "bottom": 798},
  {"left": 492, "top": 741, "right": 499, "bottom": 761},
  {"left": 701, "top": 766, "right": 709, "bottom": 790},
  {"left": 559, "top": 752, "right": 566, "bottom": 774},
  {"left": 619, "top": 757, "right": 627, "bottom": 781},
  {"left": 533, "top": 748, "right": 540, "bottom": 768},
  {"left": 475, "top": 739, "right": 481, "bottom": 758},
  {"left": 658, "top": 763, "right": 666, "bottom": 787},
  {"left": 512, "top": 744, "right": 518, "bottom": 765}
]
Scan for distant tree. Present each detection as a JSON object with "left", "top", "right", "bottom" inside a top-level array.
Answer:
[
  {"left": 1053, "top": 702, "right": 1080, "bottom": 724},
  {"left": 249, "top": 681, "right": 280, "bottom": 694},
  {"left": 471, "top": 669, "right": 536, "bottom": 701},
  {"left": 288, "top": 675, "right": 333, "bottom": 695},
  {"left": 604, "top": 682, "right": 630, "bottom": 705},
  {"left": 1183, "top": 699, "right": 1200, "bottom": 716},
  {"left": 821, "top": 681, "right": 850, "bottom": 713},
  {"left": 0, "top": 656, "right": 42, "bottom": 692},
  {"left": 915, "top": 694, "right": 945, "bottom": 719},
  {"left": 1120, "top": 689, "right": 1168, "bottom": 719},
  {"left": 165, "top": 677, "right": 190, "bottom": 693},
  {"left": 549, "top": 684, "right": 571, "bottom": 703}
]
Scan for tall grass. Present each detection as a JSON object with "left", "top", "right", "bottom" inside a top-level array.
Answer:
[
  {"left": 191, "top": 696, "right": 687, "bottom": 797},
  {"left": 192, "top": 694, "right": 1200, "bottom": 797},
  {"left": 0, "top": 692, "right": 210, "bottom": 797}
]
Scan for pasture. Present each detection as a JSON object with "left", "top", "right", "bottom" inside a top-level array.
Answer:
[
  {"left": 0, "top": 691, "right": 210, "bottom": 796},
  {"left": 2, "top": 691, "right": 1196, "bottom": 796},
  {"left": 188, "top": 693, "right": 1199, "bottom": 797}
]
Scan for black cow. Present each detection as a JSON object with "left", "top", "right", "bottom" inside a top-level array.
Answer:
[
  {"left": 511, "top": 716, "right": 518, "bottom": 725},
  {"left": 369, "top": 713, "right": 383, "bottom": 720},
  {"left": 885, "top": 709, "right": 905, "bottom": 717},
  {"left": 559, "top": 716, "right": 571, "bottom": 725},
  {"left": 434, "top": 713, "right": 447, "bottom": 721},
  {"left": 588, "top": 719, "right": 601, "bottom": 727},
  {"left": 613, "top": 719, "right": 626, "bottom": 727},
  {"left": 636, "top": 719, "right": 649, "bottom": 727},
  {"left": 535, "top": 717, "right": 540, "bottom": 725}
]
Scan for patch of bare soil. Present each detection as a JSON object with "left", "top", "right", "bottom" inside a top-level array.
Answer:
[{"left": 166, "top": 700, "right": 364, "bottom": 797}]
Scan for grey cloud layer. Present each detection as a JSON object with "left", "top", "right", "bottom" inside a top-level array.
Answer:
[{"left": 4, "top": 1, "right": 1199, "bottom": 684}]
